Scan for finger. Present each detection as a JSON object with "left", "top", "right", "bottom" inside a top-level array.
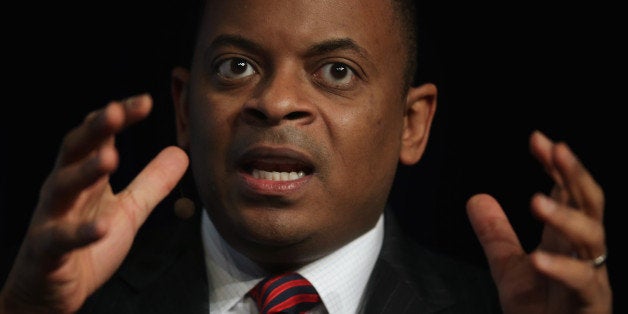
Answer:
[
  {"left": 531, "top": 250, "right": 610, "bottom": 302},
  {"left": 119, "top": 93, "right": 153, "bottom": 128},
  {"left": 118, "top": 146, "right": 189, "bottom": 231},
  {"left": 531, "top": 193, "right": 606, "bottom": 259},
  {"left": 56, "top": 102, "right": 123, "bottom": 167},
  {"left": 466, "top": 193, "right": 525, "bottom": 280},
  {"left": 35, "top": 220, "right": 108, "bottom": 258},
  {"left": 42, "top": 144, "right": 119, "bottom": 211},
  {"left": 529, "top": 130, "right": 563, "bottom": 187},
  {"left": 530, "top": 131, "right": 605, "bottom": 217},
  {"left": 57, "top": 94, "right": 152, "bottom": 167},
  {"left": 552, "top": 143, "right": 605, "bottom": 220}
]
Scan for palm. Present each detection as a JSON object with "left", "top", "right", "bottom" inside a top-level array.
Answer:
[
  {"left": 492, "top": 226, "right": 576, "bottom": 313},
  {"left": 40, "top": 178, "right": 139, "bottom": 307}
]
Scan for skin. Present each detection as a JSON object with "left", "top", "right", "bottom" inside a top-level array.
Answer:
[
  {"left": 170, "top": 0, "right": 435, "bottom": 269},
  {"left": 468, "top": 131, "right": 611, "bottom": 313},
  {"left": 0, "top": 0, "right": 612, "bottom": 313}
]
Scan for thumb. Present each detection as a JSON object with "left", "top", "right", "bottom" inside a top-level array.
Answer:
[
  {"left": 466, "top": 193, "right": 525, "bottom": 280},
  {"left": 122, "top": 146, "right": 190, "bottom": 230}
]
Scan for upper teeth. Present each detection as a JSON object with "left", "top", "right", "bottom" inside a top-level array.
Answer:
[{"left": 252, "top": 169, "right": 306, "bottom": 181}]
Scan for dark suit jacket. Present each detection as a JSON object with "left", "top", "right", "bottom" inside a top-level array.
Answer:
[{"left": 79, "top": 206, "right": 502, "bottom": 314}]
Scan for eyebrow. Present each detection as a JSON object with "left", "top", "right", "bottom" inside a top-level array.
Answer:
[
  {"left": 305, "top": 38, "right": 370, "bottom": 60},
  {"left": 206, "top": 34, "right": 265, "bottom": 56}
]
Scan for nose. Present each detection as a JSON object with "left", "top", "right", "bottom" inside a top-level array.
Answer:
[{"left": 242, "top": 67, "right": 315, "bottom": 127}]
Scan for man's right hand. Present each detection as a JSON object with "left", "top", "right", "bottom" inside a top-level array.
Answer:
[{"left": 0, "top": 94, "right": 189, "bottom": 313}]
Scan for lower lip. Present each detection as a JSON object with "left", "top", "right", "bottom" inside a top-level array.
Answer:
[{"left": 238, "top": 172, "right": 311, "bottom": 196}]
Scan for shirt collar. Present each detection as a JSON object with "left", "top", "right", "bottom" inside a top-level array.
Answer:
[
  {"left": 298, "top": 215, "right": 384, "bottom": 313},
  {"left": 201, "top": 209, "right": 384, "bottom": 314}
]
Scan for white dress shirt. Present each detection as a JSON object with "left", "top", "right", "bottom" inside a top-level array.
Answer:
[{"left": 201, "top": 209, "right": 384, "bottom": 314}]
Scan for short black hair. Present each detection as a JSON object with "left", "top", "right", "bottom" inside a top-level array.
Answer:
[
  {"left": 391, "top": 0, "right": 419, "bottom": 89},
  {"left": 173, "top": 0, "right": 422, "bottom": 89}
]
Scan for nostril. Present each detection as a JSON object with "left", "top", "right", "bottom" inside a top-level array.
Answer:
[
  {"left": 285, "top": 111, "right": 309, "bottom": 120},
  {"left": 241, "top": 106, "right": 312, "bottom": 125},
  {"left": 244, "top": 108, "right": 268, "bottom": 121}
]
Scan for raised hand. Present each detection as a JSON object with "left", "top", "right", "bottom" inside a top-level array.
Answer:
[
  {"left": 0, "top": 94, "right": 189, "bottom": 313},
  {"left": 466, "top": 130, "right": 612, "bottom": 314}
]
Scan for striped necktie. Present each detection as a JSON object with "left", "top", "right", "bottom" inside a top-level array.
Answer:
[{"left": 248, "top": 272, "right": 322, "bottom": 314}]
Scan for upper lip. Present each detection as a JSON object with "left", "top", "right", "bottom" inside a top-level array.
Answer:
[{"left": 236, "top": 145, "right": 316, "bottom": 174}]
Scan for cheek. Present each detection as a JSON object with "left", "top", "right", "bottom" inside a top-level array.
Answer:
[
  {"left": 325, "top": 94, "right": 404, "bottom": 200},
  {"left": 319, "top": 97, "right": 402, "bottom": 229},
  {"left": 189, "top": 106, "right": 220, "bottom": 159},
  {"left": 189, "top": 92, "right": 239, "bottom": 149},
  {"left": 187, "top": 93, "right": 248, "bottom": 215},
  {"left": 187, "top": 95, "right": 240, "bottom": 181},
  {"left": 335, "top": 99, "right": 403, "bottom": 166}
]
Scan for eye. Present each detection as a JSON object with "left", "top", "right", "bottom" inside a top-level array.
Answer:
[
  {"left": 315, "top": 62, "right": 357, "bottom": 90},
  {"left": 215, "top": 57, "right": 256, "bottom": 80}
]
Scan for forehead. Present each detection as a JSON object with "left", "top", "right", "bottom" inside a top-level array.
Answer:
[{"left": 197, "top": 0, "right": 401, "bottom": 59}]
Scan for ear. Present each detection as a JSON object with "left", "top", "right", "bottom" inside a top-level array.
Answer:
[
  {"left": 399, "top": 83, "right": 437, "bottom": 165},
  {"left": 171, "top": 66, "right": 191, "bottom": 149}
]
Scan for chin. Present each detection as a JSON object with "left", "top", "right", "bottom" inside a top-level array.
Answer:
[
  {"left": 227, "top": 208, "right": 333, "bottom": 265},
  {"left": 238, "top": 207, "right": 315, "bottom": 245}
]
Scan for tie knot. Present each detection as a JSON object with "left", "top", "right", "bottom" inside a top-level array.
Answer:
[{"left": 248, "top": 272, "right": 322, "bottom": 314}]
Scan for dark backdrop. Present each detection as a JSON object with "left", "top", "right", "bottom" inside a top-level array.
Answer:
[{"left": 1, "top": 1, "right": 624, "bottom": 311}]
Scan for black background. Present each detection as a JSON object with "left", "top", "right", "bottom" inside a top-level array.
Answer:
[{"left": 1, "top": 0, "right": 624, "bottom": 311}]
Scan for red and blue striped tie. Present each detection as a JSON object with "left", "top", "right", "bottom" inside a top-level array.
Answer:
[{"left": 248, "top": 272, "right": 322, "bottom": 314}]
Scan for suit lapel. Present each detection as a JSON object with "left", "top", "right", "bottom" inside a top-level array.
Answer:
[{"left": 359, "top": 211, "right": 455, "bottom": 314}]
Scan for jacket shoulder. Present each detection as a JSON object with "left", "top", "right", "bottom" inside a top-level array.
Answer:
[{"left": 78, "top": 203, "right": 209, "bottom": 314}]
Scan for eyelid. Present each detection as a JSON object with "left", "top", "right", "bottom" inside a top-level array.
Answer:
[
  {"left": 211, "top": 55, "right": 260, "bottom": 74},
  {"left": 312, "top": 58, "right": 366, "bottom": 81},
  {"left": 311, "top": 61, "right": 360, "bottom": 92},
  {"left": 207, "top": 55, "right": 261, "bottom": 89},
  {"left": 320, "top": 63, "right": 355, "bottom": 81}
]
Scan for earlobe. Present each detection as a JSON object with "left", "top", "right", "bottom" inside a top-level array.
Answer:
[
  {"left": 399, "top": 83, "right": 437, "bottom": 165},
  {"left": 171, "top": 67, "right": 191, "bottom": 149}
]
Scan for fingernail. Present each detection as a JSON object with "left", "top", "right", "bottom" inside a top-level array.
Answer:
[
  {"left": 126, "top": 93, "right": 149, "bottom": 109},
  {"left": 534, "top": 129, "right": 548, "bottom": 139},
  {"left": 534, "top": 129, "right": 552, "bottom": 146},
  {"left": 537, "top": 194, "right": 556, "bottom": 213},
  {"left": 534, "top": 251, "right": 551, "bottom": 269}
]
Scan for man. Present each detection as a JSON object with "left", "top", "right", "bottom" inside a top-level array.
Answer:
[{"left": 0, "top": 0, "right": 612, "bottom": 313}]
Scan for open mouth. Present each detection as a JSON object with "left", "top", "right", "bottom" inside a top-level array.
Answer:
[
  {"left": 236, "top": 146, "right": 316, "bottom": 194},
  {"left": 242, "top": 159, "right": 314, "bottom": 182}
]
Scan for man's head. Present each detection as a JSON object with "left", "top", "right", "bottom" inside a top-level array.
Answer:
[{"left": 171, "top": 0, "right": 437, "bottom": 270}]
